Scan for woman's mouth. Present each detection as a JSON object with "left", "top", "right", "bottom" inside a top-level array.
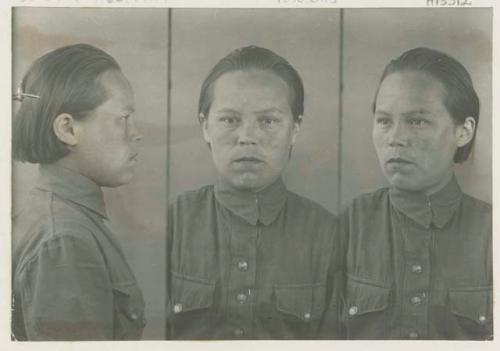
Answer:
[
  {"left": 386, "top": 157, "right": 415, "bottom": 171},
  {"left": 234, "top": 156, "right": 263, "bottom": 163}
]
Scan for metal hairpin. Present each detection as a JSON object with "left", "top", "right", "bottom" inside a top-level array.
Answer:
[{"left": 13, "top": 87, "right": 41, "bottom": 102}]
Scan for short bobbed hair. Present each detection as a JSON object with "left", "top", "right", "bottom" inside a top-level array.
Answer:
[
  {"left": 13, "top": 44, "right": 121, "bottom": 164},
  {"left": 373, "top": 47, "right": 480, "bottom": 163},
  {"left": 198, "top": 45, "right": 304, "bottom": 122}
]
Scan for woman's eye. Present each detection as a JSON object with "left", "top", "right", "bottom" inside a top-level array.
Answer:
[
  {"left": 409, "top": 118, "right": 429, "bottom": 127},
  {"left": 375, "top": 117, "right": 391, "bottom": 126},
  {"left": 219, "top": 117, "right": 238, "bottom": 125},
  {"left": 261, "top": 117, "right": 279, "bottom": 126}
]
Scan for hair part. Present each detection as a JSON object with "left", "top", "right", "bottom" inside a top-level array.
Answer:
[
  {"left": 198, "top": 45, "right": 304, "bottom": 122},
  {"left": 13, "top": 44, "right": 121, "bottom": 164},
  {"left": 372, "top": 47, "right": 480, "bottom": 163}
]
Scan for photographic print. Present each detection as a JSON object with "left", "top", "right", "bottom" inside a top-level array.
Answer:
[{"left": 2, "top": 0, "right": 496, "bottom": 348}]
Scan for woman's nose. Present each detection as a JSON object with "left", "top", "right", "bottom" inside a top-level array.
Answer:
[
  {"left": 129, "top": 119, "right": 143, "bottom": 142},
  {"left": 388, "top": 120, "right": 409, "bottom": 147},
  {"left": 237, "top": 120, "right": 258, "bottom": 145}
]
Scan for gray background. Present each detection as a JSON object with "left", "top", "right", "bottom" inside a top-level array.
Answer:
[{"left": 12, "top": 7, "right": 492, "bottom": 339}]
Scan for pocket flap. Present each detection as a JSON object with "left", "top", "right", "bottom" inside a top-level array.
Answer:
[
  {"left": 275, "top": 284, "right": 326, "bottom": 322},
  {"left": 346, "top": 275, "right": 390, "bottom": 316},
  {"left": 449, "top": 287, "right": 492, "bottom": 323},
  {"left": 111, "top": 281, "right": 146, "bottom": 325},
  {"left": 171, "top": 272, "right": 215, "bottom": 313}
]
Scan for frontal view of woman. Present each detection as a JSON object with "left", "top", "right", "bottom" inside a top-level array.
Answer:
[
  {"left": 12, "top": 44, "right": 145, "bottom": 340},
  {"left": 166, "top": 46, "right": 342, "bottom": 340}
]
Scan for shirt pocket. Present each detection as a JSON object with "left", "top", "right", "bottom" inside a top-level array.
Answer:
[
  {"left": 274, "top": 283, "right": 326, "bottom": 323},
  {"left": 168, "top": 272, "right": 216, "bottom": 339},
  {"left": 448, "top": 286, "right": 493, "bottom": 340},
  {"left": 170, "top": 272, "right": 215, "bottom": 313},
  {"left": 112, "top": 281, "right": 146, "bottom": 340},
  {"left": 267, "top": 283, "right": 327, "bottom": 339},
  {"left": 344, "top": 275, "right": 391, "bottom": 339}
]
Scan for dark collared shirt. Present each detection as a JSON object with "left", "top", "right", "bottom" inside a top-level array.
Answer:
[
  {"left": 341, "top": 175, "right": 492, "bottom": 340},
  {"left": 166, "top": 177, "right": 342, "bottom": 339},
  {"left": 12, "top": 165, "right": 145, "bottom": 340}
]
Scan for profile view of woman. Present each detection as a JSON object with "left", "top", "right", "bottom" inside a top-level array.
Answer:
[{"left": 12, "top": 44, "right": 145, "bottom": 340}]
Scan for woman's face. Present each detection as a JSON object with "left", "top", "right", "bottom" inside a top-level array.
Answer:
[
  {"left": 372, "top": 70, "right": 465, "bottom": 195},
  {"left": 202, "top": 69, "right": 300, "bottom": 192},
  {"left": 71, "top": 70, "right": 142, "bottom": 187}
]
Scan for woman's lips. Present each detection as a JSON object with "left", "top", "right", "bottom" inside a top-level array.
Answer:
[
  {"left": 387, "top": 157, "right": 413, "bottom": 164},
  {"left": 386, "top": 157, "right": 415, "bottom": 171},
  {"left": 232, "top": 157, "right": 264, "bottom": 170},
  {"left": 234, "top": 156, "right": 263, "bottom": 163}
]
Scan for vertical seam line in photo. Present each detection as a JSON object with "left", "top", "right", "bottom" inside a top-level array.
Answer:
[
  {"left": 336, "top": 9, "right": 344, "bottom": 214},
  {"left": 165, "top": 7, "right": 173, "bottom": 340}
]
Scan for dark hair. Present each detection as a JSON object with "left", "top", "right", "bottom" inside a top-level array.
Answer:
[
  {"left": 13, "top": 44, "right": 121, "bottom": 164},
  {"left": 198, "top": 45, "right": 304, "bottom": 122},
  {"left": 372, "top": 47, "right": 480, "bottom": 163}
]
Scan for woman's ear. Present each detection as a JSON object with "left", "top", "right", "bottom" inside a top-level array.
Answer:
[
  {"left": 200, "top": 113, "right": 211, "bottom": 144},
  {"left": 456, "top": 116, "right": 476, "bottom": 147},
  {"left": 53, "top": 113, "right": 79, "bottom": 146},
  {"left": 291, "top": 115, "right": 302, "bottom": 145}
]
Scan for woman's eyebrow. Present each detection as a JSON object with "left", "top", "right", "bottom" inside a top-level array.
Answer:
[
  {"left": 214, "top": 108, "right": 240, "bottom": 114},
  {"left": 254, "top": 107, "right": 284, "bottom": 114},
  {"left": 374, "top": 109, "right": 432, "bottom": 117},
  {"left": 374, "top": 109, "right": 391, "bottom": 116},
  {"left": 401, "top": 109, "right": 432, "bottom": 117}
]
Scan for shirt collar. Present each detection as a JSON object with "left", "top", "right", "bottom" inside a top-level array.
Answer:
[
  {"left": 36, "top": 164, "right": 108, "bottom": 219},
  {"left": 389, "top": 174, "right": 462, "bottom": 229},
  {"left": 214, "top": 176, "right": 287, "bottom": 226}
]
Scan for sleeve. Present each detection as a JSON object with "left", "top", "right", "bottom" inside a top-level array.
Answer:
[{"left": 18, "top": 232, "right": 114, "bottom": 340}]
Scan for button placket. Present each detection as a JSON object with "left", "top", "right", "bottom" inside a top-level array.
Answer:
[
  {"left": 400, "top": 220, "right": 432, "bottom": 340},
  {"left": 228, "top": 217, "right": 260, "bottom": 339}
]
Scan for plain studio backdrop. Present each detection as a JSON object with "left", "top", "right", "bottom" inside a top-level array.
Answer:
[{"left": 12, "top": 7, "right": 491, "bottom": 339}]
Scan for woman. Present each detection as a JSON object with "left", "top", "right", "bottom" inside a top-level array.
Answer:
[
  {"left": 341, "top": 48, "right": 492, "bottom": 340},
  {"left": 12, "top": 44, "right": 145, "bottom": 340},
  {"left": 166, "top": 46, "right": 342, "bottom": 340}
]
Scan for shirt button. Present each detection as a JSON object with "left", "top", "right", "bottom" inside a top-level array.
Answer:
[
  {"left": 411, "top": 264, "right": 423, "bottom": 274},
  {"left": 130, "top": 312, "right": 138, "bottom": 320},
  {"left": 478, "top": 315, "right": 487, "bottom": 324},
  {"left": 237, "top": 260, "right": 248, "bottom": 271},
  {"left": 348, "top": 306, "right": 358, "bottom": 316},
  {"left": 410, "top": 296, "right": 422, "bottom": 305},
  {"left": 303, "top": 312, "right": 311, "bottom": 321},
  {"left": 409, "top": 331, "right": 419, "bottom": 339},
  {"left": 237, "top": 293, "right": 248, "bottom": 303},
  {"left": 173, "top": 303, "right": 183, "bottom": 313},
  {"left": 234, "top": 328, "right": 244, "bottom": 337}
]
